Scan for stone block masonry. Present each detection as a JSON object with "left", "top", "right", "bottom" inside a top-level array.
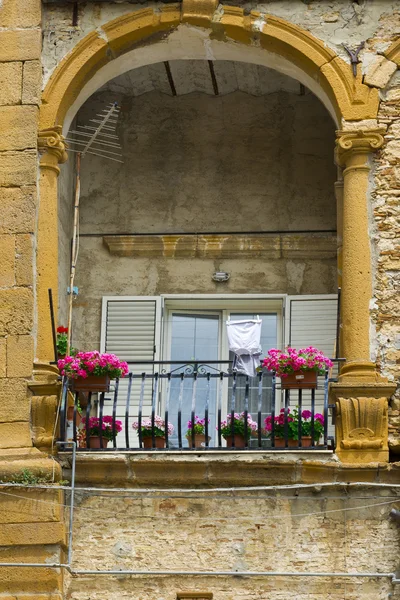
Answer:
[{"left": 0, "top": 1, "right": 66, "bottom": 598}]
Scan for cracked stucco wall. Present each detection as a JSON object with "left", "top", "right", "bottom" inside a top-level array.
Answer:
[{"left": 42, "top": 1, "right": 400, "bottom": 87}]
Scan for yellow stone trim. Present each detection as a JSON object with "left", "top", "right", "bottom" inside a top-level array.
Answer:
[
  {"left": 384, "top": 38, "right": 400, "bottom": 66},
  {"left": 40, "top": 5, "right": 379, "bottom": 132},
  {"left": 182, "top": 0, "right": 218, "bottom": 26},
  {"left": 38, "top": 126, "right": 68, "bottom": 174},
  {"left": 335, "top": 128, "right": 385, "bottom": 166}
]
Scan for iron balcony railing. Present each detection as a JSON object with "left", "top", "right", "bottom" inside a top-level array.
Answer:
[{"left": 59, "top": 360, "right": 340, "bottom": 451}]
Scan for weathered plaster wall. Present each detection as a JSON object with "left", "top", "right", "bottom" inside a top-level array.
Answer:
[
  {"left": 66, "top": 472, "right": 400, "bottom": 600},
  {"left": 41, "top": 1, "right": 399, "bottom": 88},
  {"left": 66, "top": 85, "right": 336, "bottom": 350}
]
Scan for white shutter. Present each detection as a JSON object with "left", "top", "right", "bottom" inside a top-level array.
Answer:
[
  {"left": 101, "top": 297, "right": 163, "bottom": 446},
  {"left": 286, "top": 295, "right": 338, "bottom": 358},
  {"left": 285, "top": 295, "right": 338, "bottom": 433}
]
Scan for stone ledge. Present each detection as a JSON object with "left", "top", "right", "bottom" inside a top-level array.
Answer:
[
  {"left": 103, "top": 232, "right": 337, "bottom": 260},
  {"left": 59, "top": 451, "right": 400, "bottom": 487}
]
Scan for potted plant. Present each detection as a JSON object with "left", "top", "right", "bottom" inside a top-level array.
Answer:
[
  {"left": 81, "top": 415, "right": 123, "bottom": 448},
  {"left": 264, "top": 407, "right": 324, "bottom": 447},
  {"left": 262, "top": 346, "right": 333, "bottom": 389},
  {"left": 132, "top": 416, "right": 174, "bottom": 449},
  {"left": 58, "top": 351, "right": 129, "bottom": 392},
  {"left": 219, "top": 412, "right": 258, "bottom": 448},
  {"left": 186, "top": 416, "right": 210, "bottom": 448},
  {"left": 66, "top": 398, "right": 82, "bottom": 425},
  {"left": 56, "top": 326, "right": 68, "bottom": 359}
]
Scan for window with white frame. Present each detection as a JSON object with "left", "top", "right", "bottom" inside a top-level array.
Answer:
[{"left": 101, "top": 294, "right": 338, "bottom": 446}]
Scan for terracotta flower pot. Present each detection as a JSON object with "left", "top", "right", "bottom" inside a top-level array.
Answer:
[
  {"left": 273, "top": 436, "right": 313, "bottom": 448},
  {"left": 186, "top": 434, "right": 210, "bottom": 448},
  {"left": 89, "top": 436, "right": 109, "bottom": 449},
  {"left": 224, "top": 434, "right": 247, "bottom": 448},
  {"left": 281, "top": 370, "right": 318, "bottom": 390},
  {"left": 142, "top": 436, "right": 166, "bottom": 449},
  {"left": 67, "top": 406, "right": 82, "bottom": 425},
  {"left": 72, "top": 375, "right": 110, "bottom": 393}
]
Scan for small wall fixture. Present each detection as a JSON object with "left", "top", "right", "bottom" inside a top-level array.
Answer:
[{"left": 212, "top": 271, "right": 230, "bottom": 282}]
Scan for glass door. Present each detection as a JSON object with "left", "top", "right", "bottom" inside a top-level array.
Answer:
[
  {"left": 168, "top": 312, "right": 220, "bottom": 447},
  {"left": 226, "top": 312, "right": 277, "bottom": 447}
]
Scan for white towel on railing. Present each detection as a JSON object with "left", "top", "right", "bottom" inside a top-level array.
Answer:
[{"left": 226, "top": 319, "right": 262, "bottom": 377}]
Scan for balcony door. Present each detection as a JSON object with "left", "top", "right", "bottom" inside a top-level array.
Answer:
[
  {"left": 168, "top": 312, "right": 220, "bottom": 446},
  {"left": 165, "top": 305, "right": 278, "bottom": 447}
]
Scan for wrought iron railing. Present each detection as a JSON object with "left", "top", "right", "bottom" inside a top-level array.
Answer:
[{"left": 59, "top": 360, "right": 339, "bottom": 451}]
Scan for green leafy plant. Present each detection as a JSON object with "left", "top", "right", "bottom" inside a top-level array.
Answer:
[
  {"left": 56, "top": 326, "right": 77, "bottom": 358},
  {"left": 264, "top": 407, "right": 324, "bottom": 441},
  {"left": 219, "top": 412, "right": 258, "bottom": 439},
  {"left": 4, "top": 468, "right": 52, "bottom": 485}
]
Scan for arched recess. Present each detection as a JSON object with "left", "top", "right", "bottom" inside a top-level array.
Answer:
[
  {"left": 36, "top": 1, "right": 381, "bottom": 373},
  {"left": 40, "top": 4, "right": 380, "bottom": 132}
]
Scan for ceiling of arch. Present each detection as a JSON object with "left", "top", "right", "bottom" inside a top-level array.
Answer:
[{"left": 96, "top": 59, "right": 308, "bottom": 98}]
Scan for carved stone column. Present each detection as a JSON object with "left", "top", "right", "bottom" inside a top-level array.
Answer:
[
  {"left": 37, "top": 127, "right": 68, "bottom": 362},
  {"left": 332, "top": 128, "right": 396, "bottom": 463},
  {"left": 335, "top": 129, "right": 385, "bottom": 381}
]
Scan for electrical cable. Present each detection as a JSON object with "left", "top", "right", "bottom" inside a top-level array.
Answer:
[{"left": 0, "top": 490, "right": 397, "bottom": 521}]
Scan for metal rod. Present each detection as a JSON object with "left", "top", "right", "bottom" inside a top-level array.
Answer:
[
  {"left": 244, "top": 377, "right": 249, "bottom": 449},
  {"left": 68, "top": 569, "right": 396, "bottom": 578},
  {"left": 165, "top": 373, "right": 171, "bottom": 449},
  {"left": 138, "top": 373, "right": 145, "bottom": 448},
  {"left": 189, "top": 371, "right": 197, "bottom": 449},
  {"left": 125, "top": 373, "right": 133, "bottom": 449},
  {"left": 257, "top": 371, "right": 262, "bottom": 448},
  {"left": 99, "top": 392, "right": 105, "bottom": 449},
  {"left": 112, "top": 378, "right": 119, "bottom": 449},
  {"left": 48, "top": 288, "right": 58, "bottom": 363},
  {"left": 178, "top": 373, "right": 184, "bottom": 449},
  {"left": 79, "top": 229, "right": 337, "bottom": 238},
  {"left": 67, "top": 151, "right": 81, "bottom": 355},
  {"left": 85, "top": 392, "right": 92, "bottom": 449},
  {"left": 204, "top": 372, "right": 210, "bottom": 448}
]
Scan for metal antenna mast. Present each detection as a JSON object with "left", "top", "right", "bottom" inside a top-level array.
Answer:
[{"left": 64, "top": 102, "right": 123, "bottom": 354}]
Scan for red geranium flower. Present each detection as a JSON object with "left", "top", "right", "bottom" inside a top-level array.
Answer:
[{"left": 57, "top": 326, "right": 68, "bottom": 334}]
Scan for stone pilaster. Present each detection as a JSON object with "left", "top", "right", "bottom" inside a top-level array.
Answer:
[
  {"left": 332, "top": 128, "right": 396, "bottom": 463},
  {"left": 335, "top": 128, "right": 385, "bottom": 381},
  {"left": 37, "top": 127, "right": 68, "bottom": 362}
]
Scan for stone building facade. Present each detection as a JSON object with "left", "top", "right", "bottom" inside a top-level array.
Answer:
[{"left": 0, "top": 1, "right": 400, "bottom": 599}]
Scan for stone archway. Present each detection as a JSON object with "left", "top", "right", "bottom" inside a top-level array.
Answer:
[
  {"left": 40, "top": 4, "right": 379, "bottom": 133},
  {"left": 37, "top": 3, "right": 396, "bottom": 464}
]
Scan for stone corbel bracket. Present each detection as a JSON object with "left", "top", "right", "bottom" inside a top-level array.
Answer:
[
  {"left": 29, "top": 363, "right": 62, "bottom": 452},
  {"left": 38, "top": 126, "right": 68, "bottom": 174},
  {"left": 331, "top": 382, "right": 397, "bottom": 463}
]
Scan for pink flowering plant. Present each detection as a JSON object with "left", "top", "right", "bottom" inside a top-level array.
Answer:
[
  {"left": 262, "top": 346, "right": 333, "bottom": 378},
  {"left": 219, "top": 412, "right": 258, "bottom": 439},
  {"left": 58, "top": 351, "right": 129, "bottom": 380},
  {"left": 186, "top": 416, "right": 210, "bottom": 438},
  {"left": 264, "top": 407, "right": 324, "bottom": 441},
  {"left": 82, "top": 415, "right": 123, "bottom": 441},
  {"left": 132, "top": 416, "right": 174, "bottom": 438}
]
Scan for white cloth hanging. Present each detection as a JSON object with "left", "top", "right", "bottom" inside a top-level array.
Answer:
[{"left": 226, "top": 319, "right": 262, "bottom": 377}]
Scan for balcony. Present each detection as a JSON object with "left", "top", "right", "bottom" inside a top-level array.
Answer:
[{"left": 59, "top": 361, "right": 337, "bottom": 452}]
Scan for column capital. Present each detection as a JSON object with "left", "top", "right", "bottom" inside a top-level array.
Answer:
[
  {"left": 335, "top": 128, "right": 385, "bottom": 166},
  {"left": 38, "top": 126, "right": 68, "bottom": 174}
]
